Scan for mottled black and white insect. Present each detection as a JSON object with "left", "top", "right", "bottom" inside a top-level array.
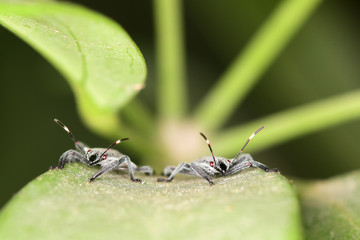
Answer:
[
  {"left": 157, "top": 126, "right": 279, "bottom": 185},
  {"left": 51, "top": 119, "right": 153, "bottom": 183}
]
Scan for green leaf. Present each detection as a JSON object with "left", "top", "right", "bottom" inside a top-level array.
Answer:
[
  {"left": 298, "top": 170, "right": 360, "bottom": 239},
  {"left": 0, "top": 164, "right": 302, "bottom": 240},
  {"left": 0, "top": 1, "right": 146, "bottom": 137}
]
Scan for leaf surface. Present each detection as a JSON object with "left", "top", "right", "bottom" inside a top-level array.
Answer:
[
  {"left": 299, "top": 170, "right": 360, "bottom": 239},
  {"left": 0, "top": 164, "right": 302, "bottom": 240}
]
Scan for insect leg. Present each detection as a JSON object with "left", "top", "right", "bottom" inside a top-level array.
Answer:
[
  {"left": 118, "top": 165, "right": 154, "bottom": 176},
  {"left": 224, "top": 153, "right": 252, "bottom": 175},
  {"left": 50, "top": 150, "right": 89, "bottom": 169},
  {"left": 163, "top": 166, "right": 175, "bottom": 176},
  {"left": 135, "top": 165, "right": 154, "bottom": 175},
  {"left": 226, "top": 154, "right": 279, "bottom": 175},
  {"left": 161, "top": 165, "right": 198, "bottom": 177},
  {"left": 250, "top": 161, "right": 280, "bottom": 172},
  {"left": 89, "top": 155, "right": 142, "bottom": 183},
  {"left": 224, "top": 161, "right": 251, "bottom": 176},
  {"left": 121, "top": 155, "right": 142, "bottom": 183},
  {"left": 242, "top": 154, "right": 279, "bottom": 172},
  {"left": 157, "top": 163, "right": 194, "bottom": 182},
  {"left": 190, "top": 163, "right": 214, "bottom": 185},
  {"left": 89, "top": 159, "right": 120, "bottom": 182}
]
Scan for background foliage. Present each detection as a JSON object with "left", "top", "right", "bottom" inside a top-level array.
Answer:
[
  {"left": 1, "top": 0, "right": 360, "bottom": 239},
  {"left": 0, "top": 0, "right": 359, "bottom": 230}
]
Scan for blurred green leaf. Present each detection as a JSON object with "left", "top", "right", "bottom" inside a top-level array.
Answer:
[
  {"left": 214, "top": 90, "right": 360, "bottom": 156},
  {"left": 0, "top": 164, "right": 302, "bottom": 240},
  {"left": 193, "top": 0, "right": 323, "bottom": 130},
  {"left": 298, "top": 170, "right": 360, "bottom": 239},
  {"left": 0, "top": 1, "right": 146, "bottom": 137}
]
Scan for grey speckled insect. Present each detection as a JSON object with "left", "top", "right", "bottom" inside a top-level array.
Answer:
[
  {"left": 51, "top": 119, "right": 153, "bottom": 183},
  {"left": 157, "top": 126, "right": 279, "bottom": 185}
]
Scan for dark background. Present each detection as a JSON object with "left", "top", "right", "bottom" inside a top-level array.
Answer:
[{"left": 1, "top": 0, "right": 359, "bottom": 207}]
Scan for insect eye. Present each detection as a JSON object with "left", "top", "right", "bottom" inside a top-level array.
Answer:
[
  {"left": 102, "top": 154, "right": 107, "bottom": 160},
  {"left": 227, "top": 159, "right": 230, "bottom": 163},
  {"left": 87, "top": 149, "right": 91, "bottom": 153},
  {"left": 209, "top": 161, "right": 214, "bottom": 167}
]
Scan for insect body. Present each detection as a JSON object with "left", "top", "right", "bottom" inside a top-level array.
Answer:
[
  {"left": 51, "top": 119, "right": 153, "bottom": 183},
  {"left": 157, "top": 126, "right": 279, "bottom": 185}
]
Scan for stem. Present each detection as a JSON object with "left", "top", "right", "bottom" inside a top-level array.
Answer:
[
  {"left": 121, "top": 100, "right": 156, "bottom": 136},
  {"left": 154, "top": 0, "right": 187, "bottom": 120},
  {"left": 215, "top": 90, "right": 360, "bottom": 155},
  {"left": 76, "top": 89, "right": 162, "bottom": 166},
  {"left": 193, "top": 0, "right": 324, "bottom": 131}
]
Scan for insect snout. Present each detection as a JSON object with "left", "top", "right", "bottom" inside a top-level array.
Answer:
[{"left": 219, "top": 162, "right": 227, "bottom": 171}]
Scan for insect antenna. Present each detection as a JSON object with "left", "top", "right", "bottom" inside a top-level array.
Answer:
[
  {"left": 241, "top": 126, "right": 265, "bottom": 152},
  {"left": 54, "top": 118, "right": 85, "bottom": 154},
  {"left": 200, "top": 132, "right": 217, "bottom": 164},
  {"left": 98, "top": 138, "right": 130, "bottom": 161},
  {"left": 234, "top": 126, "right": 265, "bottom": 159}
]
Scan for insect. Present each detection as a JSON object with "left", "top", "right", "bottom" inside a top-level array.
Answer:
[
  {"left": 51, "top": 118, "right": 153, "bottom": 183},
  {"left": 157, "top": 126, "right": 279, "bottom": 185}
]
